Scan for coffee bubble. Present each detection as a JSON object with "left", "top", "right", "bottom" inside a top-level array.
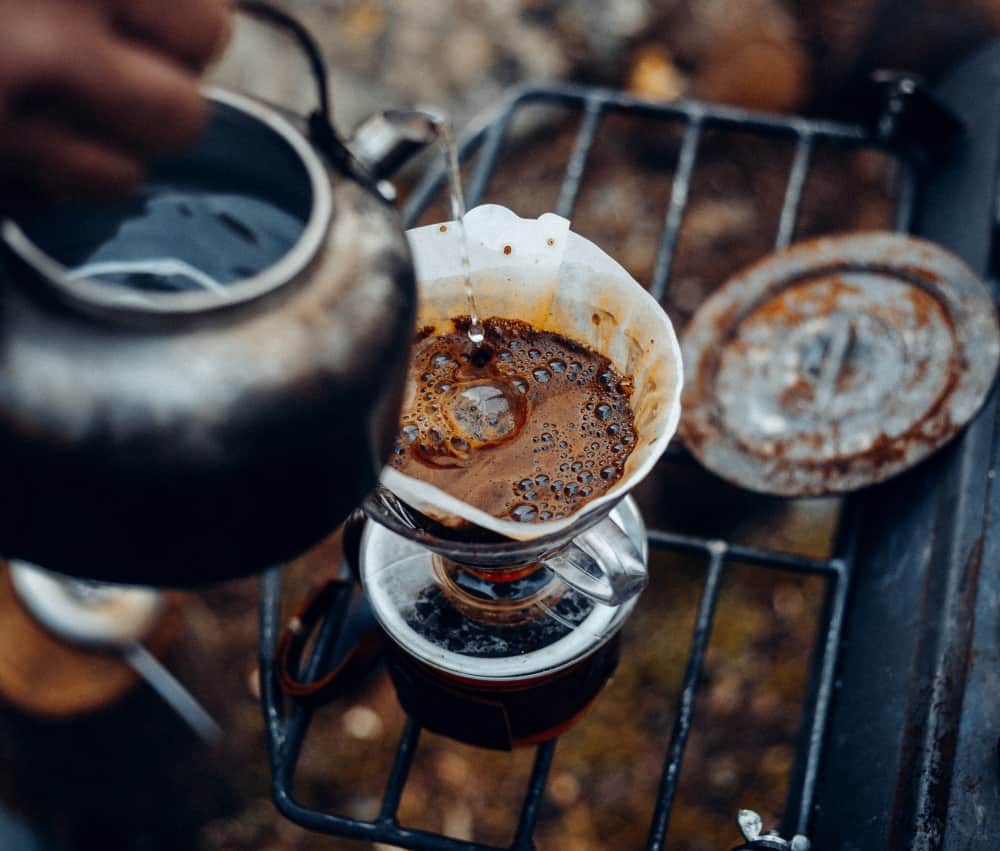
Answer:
[{"left": 448, "top": 381, "right": 525, "bottom": 444}]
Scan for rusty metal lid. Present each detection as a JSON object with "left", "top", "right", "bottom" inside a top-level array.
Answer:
[{"left": 680, "top": 232, "right": 1000, "bottom": 496}]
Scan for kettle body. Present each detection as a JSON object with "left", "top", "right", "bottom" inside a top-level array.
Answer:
[{"left": 0, "top": 90, "right": 416, "bottom": 585}]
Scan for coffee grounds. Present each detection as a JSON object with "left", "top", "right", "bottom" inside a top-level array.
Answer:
[{"left": 390, "top": 317, "right": 637, "bottom": 523}]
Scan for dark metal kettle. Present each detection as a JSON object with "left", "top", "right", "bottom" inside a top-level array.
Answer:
[{"left": 0, "top": 4, "right": 431, "bottom": 585}]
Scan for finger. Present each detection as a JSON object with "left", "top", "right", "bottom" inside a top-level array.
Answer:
[
  {"left": 0, "top": 119, "right": 143, "bottom": 205},
  {"left": 15, "top": 33, "right": 210, "bottom": 156},
  {"left": 112, "top": 0, "right": 233, "bottom": 70}
]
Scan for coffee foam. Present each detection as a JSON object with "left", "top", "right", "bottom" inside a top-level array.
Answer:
[
  {"left": 381, "top": 205, "right": 683, "bottom": 541},
  {"left": 390, "top": 318, "right": 636, "bottom": 522}
]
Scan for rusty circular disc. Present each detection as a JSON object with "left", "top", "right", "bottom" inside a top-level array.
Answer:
[{"left": 680, "top": 232, "right": 1000, "bottom": 496}]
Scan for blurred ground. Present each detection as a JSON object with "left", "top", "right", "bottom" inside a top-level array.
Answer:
[
  {"left": 3, "top": 2, "right": 999, "bottom": 850},
  {"left": 209, "top": 0, "right": 1000, "bottom": 128}
]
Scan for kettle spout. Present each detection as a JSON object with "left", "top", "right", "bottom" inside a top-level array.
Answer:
[{"left": 348, "top": 108, "right": 445, "bottom": 181}]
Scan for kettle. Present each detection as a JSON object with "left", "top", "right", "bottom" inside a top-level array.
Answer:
[{"left": 0, "top": 3, "right": 435, "bottom": 585}]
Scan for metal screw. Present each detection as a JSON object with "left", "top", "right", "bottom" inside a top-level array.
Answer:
[{"left": 734, "top": 809, "right": 811, "bottom": 851}]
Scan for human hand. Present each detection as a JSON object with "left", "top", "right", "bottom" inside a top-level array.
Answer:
[{"left": 0, "top": 0, "right": 231, "bottom": 209}]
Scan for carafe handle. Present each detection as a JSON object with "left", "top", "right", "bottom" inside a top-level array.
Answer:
[{"left": 541, "top": 513, "right": 647, "bottom": 606}]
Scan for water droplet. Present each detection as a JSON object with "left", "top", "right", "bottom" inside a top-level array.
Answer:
[
  {"left": 577, "top": 471, "right": 592, "bottom": 484},
  {"left": 580, "top": 486, "right": 592, "bottom": 497},
  {"left": 622, "top": 433, "right": 633, "bottom": 445},
  {"left": 499, "top": 351, "right": 513, "bottom": 362},
  {"left": 601, "top": 466, "right": 616, "bottom": 480},
  {"left": 529, "top": 349, "right": 541, "bottom": 360},
  {"left": 596, "top": 403, "right": 612, "bottom": 421},
  {"left": 608, "top": 423, "right": 620, "bottom": 435},
  {"left": 432, "top": 353, "right": 452, "bottom": 368},
  {"left": 564, "top": 483, "right": 579, "bottom": 497},
  {"left": 467, "top": 321, "right": 485, "bottom": 345},
  {"left": 512, "top": 378, "right": 529, "bottom": 394},
  {"left": 401, "top": 425, "right": 420, "bottom": 443},
  {"left": 510, "top": 341, "right": 522, "bottom": 350},
  {"left": 549, "top": 360, "right": 566, "bottom": 373},
  {"left": 540, "top": 511, "right": 552, "bottom": 520},
  {"left": 532, "top": 368, "right": 551, "bottom": 383},
  {"left": 541, "top": 432, "right": 553, "bottom": 442},
  {"left": 560, "top": 463, "right": 570, "bottom": 472},
  {"left": 534, "top": 475, "right": 549, "bottom": 486},
  {"left": 518, "top": 479, "right": 533, "bottom": 490},
  {"left": 571, "top": 462, "right": 583, "bottom": 473},
  {"left": 438, "top": 382, "right": 452, "bottom": 393},
  {"left": 524, "top": 490, "right": 537, "bottom": 501},
  {"left": 551, "top": 480, "right": 564, "bottom": 492},
  {"left": 558, "top": 440, "right": 568, "bottom": 448}
]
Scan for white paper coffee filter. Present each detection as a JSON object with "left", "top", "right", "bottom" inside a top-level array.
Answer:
[{"left": 380, "top": 204, "right": 683, "bottom": 541}]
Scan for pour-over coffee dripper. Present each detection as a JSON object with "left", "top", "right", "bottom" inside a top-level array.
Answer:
[{"left": 359, "top": 205, "right": 683, "bottom": 748}]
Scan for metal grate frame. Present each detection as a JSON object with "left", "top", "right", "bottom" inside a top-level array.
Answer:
[{"left": 259, "top": 48, "right": 1000, "bottom": 851}]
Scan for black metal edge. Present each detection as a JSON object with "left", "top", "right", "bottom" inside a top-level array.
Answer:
[{"left": 809, "top": 41, "right": 1000, "bottom": 851}]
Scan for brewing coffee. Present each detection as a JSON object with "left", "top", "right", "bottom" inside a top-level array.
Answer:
[{"left": 390, "top": 316, "right": 637, "bottom": 523}]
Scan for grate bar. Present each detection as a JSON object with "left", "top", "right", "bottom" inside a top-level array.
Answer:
[
  {"left": 509, "top": 83, "right": 869, "bottom": 143},
  {"left": 511, "top": 740, "right": 558, "bottom": 849},
  {"left": 649, "top": 119, "right": 703, "bottom": 301},
  {"left": 380, "top": 719, "right": 422, "bottom": 822},
  {"left": 645, "top": 543, "right": 727, "bottom": 850},
  {"left": 647, "top": 528, "right": 841, "bottom": 576},
  {"left": 775, "top": 133, "right": 814, "bottom": 250},
  {"left": 260, "top": 567, "right": 287, "bottom": 759},
  {"left": 781, "top": 565, "right": 851, "bottom": 836},
  {"left": 893, "top": 158, "right": 918, "bottom": 233},
  {"left": 465, "top": 111, "right": 515, "bottom": 210},
  {"left": 555, "top": 98, "right": 603, "bottom": 218}
]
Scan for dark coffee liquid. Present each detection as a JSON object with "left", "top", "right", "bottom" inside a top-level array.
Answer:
[
  {"left": 406, "top": 583, "right": 595, "bottom": 657},
  {"left": 386, "top": 632, "right": 622, "bottom": 750},
  {"left": 390, "top": 317, "right": 636, "bottom": 522}
]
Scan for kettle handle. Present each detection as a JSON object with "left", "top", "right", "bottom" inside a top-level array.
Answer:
[
  {"left": 541, "top": 512, "right": 647, "bottom": 606},
  {"left": 234, "top": 2, "right": 384, "bottom": 193},
  {"left": 235, "top": 2, "right": 331, "bottom": 121}
]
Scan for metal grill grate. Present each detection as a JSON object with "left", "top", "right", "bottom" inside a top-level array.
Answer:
[{"left": 259, "top": 82, "right": 927, "bottom": 850}]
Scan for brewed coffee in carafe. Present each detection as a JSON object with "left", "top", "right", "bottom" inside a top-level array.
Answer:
[{"left": 360, "top": 204, "right": 684, "bottom": 749}]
